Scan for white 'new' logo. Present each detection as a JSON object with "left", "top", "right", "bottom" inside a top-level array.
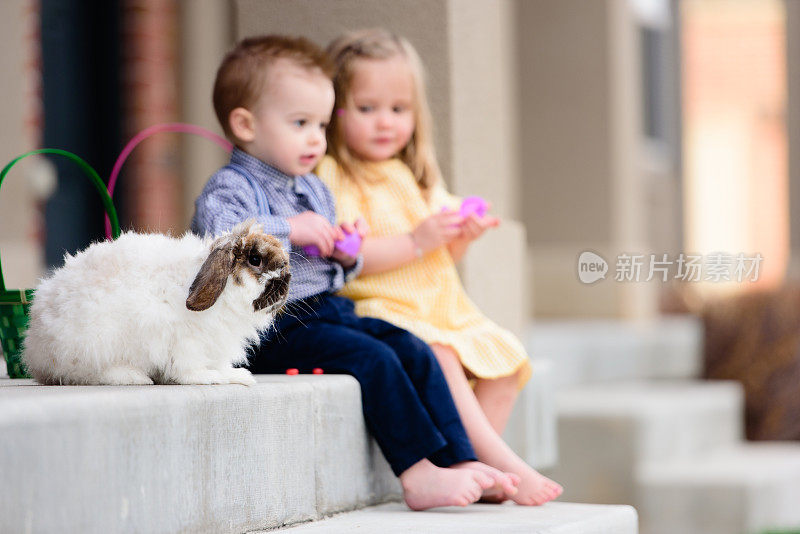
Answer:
[{"left": 577, "top": 251, "right": 608, "bottom": 284}]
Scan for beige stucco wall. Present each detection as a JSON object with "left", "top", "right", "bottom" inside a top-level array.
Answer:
[
  {"left": 179, "top": 0, "right": 235, "bottom": 228},
  {"left": 448, "top": 0, "right": 519, "bottom": 220},
  {"left": 518, "top": 0, "right": 676, "bottom": 318},
  {"left": 518, "top": 0, "right": 614, "bottom": 246},
  {"left": 447, "top": 0, "right": 525, "bottom": 334}
]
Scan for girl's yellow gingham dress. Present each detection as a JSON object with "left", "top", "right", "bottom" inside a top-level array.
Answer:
[{"left": 317, "top": 155, "right": 531, "bottom": 387}]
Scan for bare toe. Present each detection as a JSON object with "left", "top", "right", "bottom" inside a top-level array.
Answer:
[
  {"left": 452, "top": 461, "right": 519, "bottom": 498},
  {"left": 478, "top": 487, "right": 509, "bottom": 504},
  {"left": 472, "top": 470, "right": 495, "bottom": 490}
]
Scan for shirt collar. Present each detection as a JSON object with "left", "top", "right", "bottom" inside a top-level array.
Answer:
[{"left": 230, "top": 147, "right": 304, "bottom": 191}]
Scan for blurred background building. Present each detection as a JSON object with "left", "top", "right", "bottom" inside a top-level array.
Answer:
[{"left": 1, "top": 0, "right": 792, "bottom": 316}]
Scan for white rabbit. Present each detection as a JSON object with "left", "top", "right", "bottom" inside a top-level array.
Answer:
[{"left": 22, "top": 219, "right": 290, "bottom": 386}]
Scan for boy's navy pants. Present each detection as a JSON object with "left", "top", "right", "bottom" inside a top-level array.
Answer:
[{"left": 248, "top": 292, "right": 476, "bottom": 476}]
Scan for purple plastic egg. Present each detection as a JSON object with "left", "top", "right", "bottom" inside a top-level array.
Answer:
[
  {"left": 302, "top": 229, "right": 361, "bottom": 257},
  {"left": 460, "top": 196, "right": 488, "bottom": 218}
]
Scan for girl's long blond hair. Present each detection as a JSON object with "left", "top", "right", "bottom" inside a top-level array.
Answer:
[{"left": 326, "top": 29, "right": 442, "bottom": 196}]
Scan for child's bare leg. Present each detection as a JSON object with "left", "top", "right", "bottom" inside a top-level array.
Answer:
[
  {"left": 474, "top": 373, "right": 519, "bottom": 435},
  {"left": 431, "top": 343, "right": 563, "bottom": 506},
  {"left": 471, "top": 373, "right": 523, "bottom": 501},
  {"left": 399, "top": 458, "right": 493, "bottom": 511}
]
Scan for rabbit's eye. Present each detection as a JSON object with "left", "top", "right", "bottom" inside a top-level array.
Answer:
[{"left": 248, "top": 254, "right": 261, "bottom": 267}]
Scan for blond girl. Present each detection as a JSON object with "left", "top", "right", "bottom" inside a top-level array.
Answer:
[{"left": 316, "top": 29, "right": 562, "bottom": 506}]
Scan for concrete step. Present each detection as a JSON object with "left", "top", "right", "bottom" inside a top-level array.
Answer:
[
  {"left": 0, "top": 356, "right": 560, "bottom": 472},
  {"left": 0, "top": 363, "right": 560, "bottom": 534},
  {"left": 546, "top": 380, "right": 744, "bottom": 504},
  {"left": 637, "top": 443, "right": 800, "bottom": 534},
  {"left": 0, "top": 375, "right": 399, "bottom": 534},
  {"left": 267, "top": 501, "right": 639, "bottom": 533},
  {"left": 527, "top": 315, "right": 703, "bottom": 387},
  {"left": 503, "top": 358, "right": 558, "bottom": 470}
]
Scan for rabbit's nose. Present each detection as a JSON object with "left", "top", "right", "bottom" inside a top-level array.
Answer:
[{"left": 265, "top": 253, "right": 288, "bottom": 273}]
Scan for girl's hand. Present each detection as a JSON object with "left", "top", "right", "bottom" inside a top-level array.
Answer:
[
  {"left": 339, "top": 217, "right": 370, "bottom": 239},
  {"left": 330, "top": 218, "right": 369, "bottom": 268},
  {"left": 288, "top": 211, "right": 338, "bottom": 257},
  {"left": 412, "top": 211, "right": 464, "bottom": 254},
  {"left": 446, "top": 213, "right": 500, "bottom": 263},
  {"left": 354, "top": 217, "right": 369, "bottom": 238},
  {"left": 457, "top": 213, "right": 500, "bottom": 243}
]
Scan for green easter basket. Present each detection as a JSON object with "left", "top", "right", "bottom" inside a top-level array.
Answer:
[{"left": 0, "top": 149, "right": 121, "bottom": 378}]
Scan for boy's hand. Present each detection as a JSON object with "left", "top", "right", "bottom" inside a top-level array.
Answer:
[
  {"left": 288, "top": 211, "right": 338, "bottom": 257},
  {"left": 330, "top": 247, "right": 357, "bottom": 268},
  {"left": 412, "top": 212, "right": 464, "bottom": 254}
]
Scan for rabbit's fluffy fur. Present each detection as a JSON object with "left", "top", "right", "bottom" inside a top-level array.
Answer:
[{"left": 22, "top": 220, "right": 290, "bottom": 386}]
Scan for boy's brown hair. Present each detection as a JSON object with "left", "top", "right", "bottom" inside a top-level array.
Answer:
[{"left": 213, "top": 35, "right": 334, "bottom": 139}]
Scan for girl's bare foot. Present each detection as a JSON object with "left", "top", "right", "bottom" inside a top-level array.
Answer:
[
  {"left": 400, "top": 459, "right": 494, "bottom": 511},
  {"left": 428, "top": 344, "right": 563, "bottom": 506},
  {"left": 503, "top": 461, "right": 562, "bottom": 506},
  {"left": 451, "top": 461, "right": 520, "bottom": 500}
]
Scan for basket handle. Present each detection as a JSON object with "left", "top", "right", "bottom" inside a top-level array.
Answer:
[
  {"left": 104, "top": 123, "right": 233, "bottom": 239},
  {"left": 0, "top": 148, "right": 121, "bottom": 292}
]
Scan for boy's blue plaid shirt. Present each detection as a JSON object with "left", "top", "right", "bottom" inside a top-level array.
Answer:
[{"left": 191, "top": 148, "right": 363, "bottom": 302}]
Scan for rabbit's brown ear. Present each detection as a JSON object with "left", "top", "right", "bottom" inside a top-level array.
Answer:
[{"left": 186, "top": 242, "right": 234, "bottom": 311}]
